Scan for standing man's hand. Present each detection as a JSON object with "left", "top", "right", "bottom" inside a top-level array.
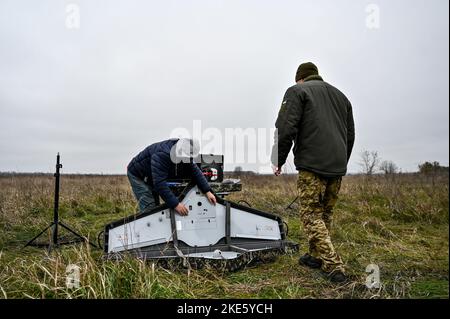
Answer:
[
  {"left": 272, "top": 165, "right": 282, "bottom": 176},
  {"left": 174, "top": 203, "right": 189, "bottom": 216},
  {"left": 206, "top": 191, "right": 217, "bottom": 205}
]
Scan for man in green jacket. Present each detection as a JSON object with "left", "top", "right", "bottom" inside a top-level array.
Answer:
[{"left": 271, "top": 62, "right": 355, "bottom": 283}]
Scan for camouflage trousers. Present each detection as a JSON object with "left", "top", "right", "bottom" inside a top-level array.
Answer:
[{"left": 297, "top": 170, "right": 344, "bottom": 273}]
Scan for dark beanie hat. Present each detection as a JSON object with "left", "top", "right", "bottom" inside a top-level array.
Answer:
[{"left": 295, "top": 62, "right": 319, "bottom": 82}]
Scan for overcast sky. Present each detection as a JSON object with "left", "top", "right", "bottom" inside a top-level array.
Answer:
[{"left": 0, "top": 0, "right": 448, "bottom": 174}]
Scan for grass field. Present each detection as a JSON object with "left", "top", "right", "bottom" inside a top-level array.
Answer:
[{"left": 0, "top": 173, "right": 448, "bottom": 299}]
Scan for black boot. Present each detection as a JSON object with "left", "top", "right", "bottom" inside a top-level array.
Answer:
[
  {"left": 299, "top": 253, "right": 323, "bottom": 269},
  {"left": 325, "top": 270, "right": 348, "bottom": 283}
]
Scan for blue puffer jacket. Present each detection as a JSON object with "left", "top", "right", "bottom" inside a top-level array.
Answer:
[{"left": 127, "top": 139, "right": 211, "bottom": 208}]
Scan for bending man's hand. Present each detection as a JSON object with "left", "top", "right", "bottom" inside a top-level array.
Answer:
[
  {"left": 206, "top": 191, "right": 217, "bottom": 205},
  {"left": 272, "top": 165, "right": 282, "bottom": 176},
  {"left": 174, "top": 203, "right": 189, "bottom": 216}
]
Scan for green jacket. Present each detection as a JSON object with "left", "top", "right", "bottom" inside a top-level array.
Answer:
[{"left": 271, "top": 75, "right": 355, "bottom": 177}]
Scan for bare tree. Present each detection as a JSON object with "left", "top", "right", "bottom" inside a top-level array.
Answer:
[
  {"left": 359, "top": 150, "right": 380, "bottom": 175},
  {"left": 379, "top": 160, "right": 398, "bottom": 175},
  {"left": 234, "top": 166, "right": 243, "bottom": 177}
]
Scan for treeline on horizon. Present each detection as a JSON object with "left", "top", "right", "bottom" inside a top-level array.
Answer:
[{"left": 1, "top": 163, "right": 448, "bottom": 178}]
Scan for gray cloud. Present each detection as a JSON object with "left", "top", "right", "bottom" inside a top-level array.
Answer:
[{"left": 0, "top": 0, "right": 448, "bottom": 173}]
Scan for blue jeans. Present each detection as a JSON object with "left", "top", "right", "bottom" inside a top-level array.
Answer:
[{"left": 127, "top": 171, "right": 157, "bottom": 212}]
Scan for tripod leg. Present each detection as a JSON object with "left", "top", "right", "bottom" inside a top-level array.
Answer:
[
  {"left": 58, "top": 222, "right": 97, "bottom": 248},
  {"left": 24, "top": 223, "right": 54, "bottom": 247},
  {"left": 286, "top": 196, "right": 299, "bottom": 210}
]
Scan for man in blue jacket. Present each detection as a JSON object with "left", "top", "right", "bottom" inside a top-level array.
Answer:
[{"left": 127, "top": 138, "right": 217, "bottom": 215}]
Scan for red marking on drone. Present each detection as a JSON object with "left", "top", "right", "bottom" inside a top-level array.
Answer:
[{"left": 203, "top": 172, "right": 217, "bottom": 176}]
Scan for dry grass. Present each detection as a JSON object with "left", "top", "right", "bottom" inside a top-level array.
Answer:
[{"left": 0, "top": 173, "right": 448, "bottom": 299}]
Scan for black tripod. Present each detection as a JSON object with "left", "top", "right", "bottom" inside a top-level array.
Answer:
[
  {"left": 286, "top": 196, "right": 299, "bottom": 209},
  {"left": 25, "top": 153, "right": 96, "bottom": 249}
]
